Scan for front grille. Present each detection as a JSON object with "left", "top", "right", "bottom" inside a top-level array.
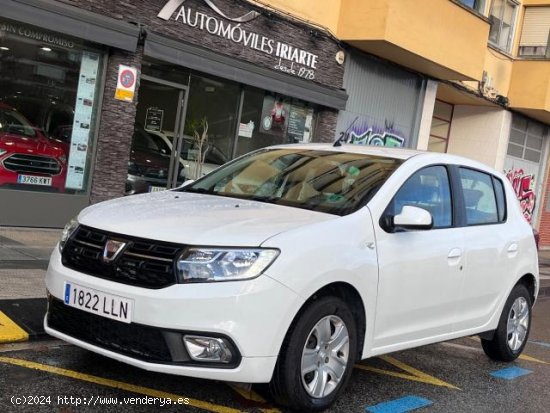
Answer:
[
  {"left": 47, "top": 297, "right": 172, "bottom": 362},
  {"left": 62, "top": 225, "right": 182, "bottom": 289},
  {"left": 3, "top": 153, "right": 61, "bottom": 175}
]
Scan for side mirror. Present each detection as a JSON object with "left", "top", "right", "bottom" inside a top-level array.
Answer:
[{"left": 392, "top": 205, "right": 433, "bottom": 231}]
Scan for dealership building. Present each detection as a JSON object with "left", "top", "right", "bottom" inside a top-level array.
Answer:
[{"left": 1, "top": 0, "right": 550, "bottom": 249}]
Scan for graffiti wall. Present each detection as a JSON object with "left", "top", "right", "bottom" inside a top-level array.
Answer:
[
  {"left": 505, "top": 168, "right": 536, "bottom": 223},
  {"left": 336, "top": 114, "right": 407, "bottom": 147}
]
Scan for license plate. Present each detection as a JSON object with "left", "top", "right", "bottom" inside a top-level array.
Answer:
[
  {"left": 63, "top": 282, "right": 134, "bottom": 323},
  {"left": 149, "top": 186, "right": 166, "bottom": 193},
  {"left": 17, "top": 175, "right": 52, "bottom": 186}
]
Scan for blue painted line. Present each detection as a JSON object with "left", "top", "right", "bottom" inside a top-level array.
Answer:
[
  {"left": 529, "top": 340, "right": 550, "bottom": 349},
  {"left": 490, "top": 367, "right": 533, "bottom": 380},
  {"left": 366, "top": 396, "right": 433, "bottom": 413}
]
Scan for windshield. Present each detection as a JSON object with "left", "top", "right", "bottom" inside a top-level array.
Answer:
[
  {"left": 181, "top": 148, "right": 404, "bottom": 215},
  {"left": 0, "top": 107, "right": 37, "bottom": 137}
]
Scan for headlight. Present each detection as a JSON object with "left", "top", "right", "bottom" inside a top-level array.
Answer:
[
  {"left": 177, "top": 248, "right": 279, "bottom": 283},
  {"left": 59, "top": 218, "right": 79, "bottom": 252}
]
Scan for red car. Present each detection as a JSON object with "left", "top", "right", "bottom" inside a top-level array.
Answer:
[{"left": 0, "top": 103, "right": 68, "bottom": 192}]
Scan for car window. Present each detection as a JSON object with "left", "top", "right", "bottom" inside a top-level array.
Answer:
[
  {"left": 147, "top": 133, "right": 171, "bottom": 155},
  {"left": 493, "top": 176, "right": 507, "bottom": 222},
  {"left": 0, "top": 108, "right": 36, "bottom": 137},
  {"left": 459, "top": 168, "right": 499, "bottom": 225},
  {"left": 388, "top": 166, "right": 452, "bottom": 228},
  {"left": 182, "top": 148, "right": 404, "bottom": 216},
  {"left": 132, "top": 126, "right": 161, "bottom": 152}
]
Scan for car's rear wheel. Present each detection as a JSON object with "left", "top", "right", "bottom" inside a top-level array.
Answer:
[
  {"left": 269, "top": 296, "right": 357, "bottom": 411},
  {"left": 481, "top": 283, "right": 532, "bottom": 362}
]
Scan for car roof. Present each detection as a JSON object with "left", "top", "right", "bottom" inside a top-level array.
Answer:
[{"left": 272, "top": 143, "right": 424, "bottom": 160}]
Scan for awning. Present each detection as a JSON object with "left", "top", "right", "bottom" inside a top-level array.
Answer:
[
  {"left": 1, "top": 0, "right": 140, "bottom": 52},
  {"left": 144, "top": 31, "right": 348, "bottom": 110}
]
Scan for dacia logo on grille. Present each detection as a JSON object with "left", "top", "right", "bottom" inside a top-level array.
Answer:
[{"left": 103, "top": 240, "right": 126, "bottom": 263}]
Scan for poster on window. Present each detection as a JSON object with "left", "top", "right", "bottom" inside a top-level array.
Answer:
[
  {"left": 65, "top": 51, "right": 100, "bottom": 190},
  {"left": 287, "top": 101, "right": 314, "bottom": 143},
  {"left": 260, "top": 94, "right": 290, "bottom": 139}
]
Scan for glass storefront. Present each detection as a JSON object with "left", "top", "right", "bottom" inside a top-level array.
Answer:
[
  {"left": 129, "top": 60, "right": 318, "bottom": 194},
  {"left": 0, "top": 18, "right": 104, "bottom": 194}
]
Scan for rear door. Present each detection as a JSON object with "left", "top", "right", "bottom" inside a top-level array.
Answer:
[{"left": 451, "top": 167, "right": 512, "bottom": 332}]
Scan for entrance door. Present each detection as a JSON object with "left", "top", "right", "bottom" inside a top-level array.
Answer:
[{"left": 127, "top": 76, "right": 188, "bottom": 195}]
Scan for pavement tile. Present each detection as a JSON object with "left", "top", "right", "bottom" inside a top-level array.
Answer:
[
  {"left": 0, "top": 270, "right": 47, "bottom": 299},
  {"left": 0, "top": 246, "right": 34, "bottom": 261}
]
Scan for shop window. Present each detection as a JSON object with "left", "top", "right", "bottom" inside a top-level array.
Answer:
[
  {"left": 458, "top": 0, "right": 486, "bottom": 14},
  {"left": 0, "top": 18, "right": 103, "bottom": 194},
  {"left": 428, "top": 100, "right": 453, "bottom": 153},
  {"left": 488, "top": 0, "right": 518, "bottom": 52},
  {"left": 518, "top": 7, "right": 550, "bottom": 58},
  {"left": 507, "top": 116, "right": 546, "bottom": 163},
  {"left": 235, "top": 87, "right": 316, "bottom": 157}
]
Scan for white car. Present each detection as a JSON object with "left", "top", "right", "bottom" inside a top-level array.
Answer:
[{"left": 45, "top": 144, "right": 538, "bottom": 411}]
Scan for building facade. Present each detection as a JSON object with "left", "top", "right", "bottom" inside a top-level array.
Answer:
[
  {"left": 2, "top": 0, "right": 550, "bottom": 246},
  {"left": 0, "top": 0, "right": 347, "bottom": 226}
]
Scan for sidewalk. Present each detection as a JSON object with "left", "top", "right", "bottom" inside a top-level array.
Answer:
[
  {"left": 1, "top": 227, "right": 549, "bottom": 344},
  {"left": 0, "top": 227, "right": 59, "bottom": 343}
]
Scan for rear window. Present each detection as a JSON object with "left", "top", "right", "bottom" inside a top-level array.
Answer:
[
  {"left": 182, "top": 148, "right": 404, "bottom": 216},
  {"left": 459, "top": 168, "right": 503, "bottom": 225}
]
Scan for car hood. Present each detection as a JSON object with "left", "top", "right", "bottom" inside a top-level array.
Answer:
[
  {"left": 0, "top": 132, "right": 65, "bottom": 157},
  {"left": 78, "top": 191, "right": 337, "bottom": 246}
]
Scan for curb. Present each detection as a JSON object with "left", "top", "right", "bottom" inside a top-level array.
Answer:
[{"left": 0, "top": 298, "right": 47, "bottom": 344}]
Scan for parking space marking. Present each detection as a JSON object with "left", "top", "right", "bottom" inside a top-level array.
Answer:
[
  {"left": 355, "top": 355, "right": 460, "bottom": 389},
  {"left": 490, "top": 367, "right": 533, "bottom": 380},
  {"left": 365, "top": 395, "right": 433, "bottom": 413},
  {"left": 0, "top": 356, "right": 242, "bottom": 413},
  {"left": 443, "top": 341, "right": 548, "bottom": 364},
  {"left": 0, "top": 311, "right": 28, "bottom": 343},
  {"left": 227, "top": 383, "right": 280, "bottom": 413}
]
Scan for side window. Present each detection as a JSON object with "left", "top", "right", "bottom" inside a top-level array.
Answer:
[
  {"left": 389, "top": 166, "right": 452, "bottom": 228},
  {"left": 459, "top": 168, "right": 499, "bottom": 225},
  {"left": 493, "top": 176, "right": 507, "bottom": 222}
]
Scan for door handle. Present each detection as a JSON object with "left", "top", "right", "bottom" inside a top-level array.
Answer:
[{"left": 448, "top": 248, "right": 462, "bottom": 259}]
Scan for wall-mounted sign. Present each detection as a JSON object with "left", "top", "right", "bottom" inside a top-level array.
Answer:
[
  {"left": 115, "top": 65, "right": 137, "bottom": 102},
  {"left": 145, "top": 107, "right": 164, "bottom": 131},
  {"left": 157, "top": 0, "right": 319, "bottom": 81},
  {"left": 65, "top": 51, "right": 101, "bottom": 190}
]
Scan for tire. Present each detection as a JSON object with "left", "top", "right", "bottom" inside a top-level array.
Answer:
[
  {"left": 481, "top": 283, "right": 532, "bottom": 362},
  {"left": 269, "top": 296, "right": 358, "bottom": 412}
]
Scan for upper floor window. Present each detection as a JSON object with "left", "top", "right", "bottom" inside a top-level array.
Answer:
[
  {"left": 488, "top": 0, "right": 518, "bottom": 52},
  {"left": 518, "top": 7, "right": 550, "bottom": 58},
  {"left": 507, "top": 116, "right": 546, "bottom": 163},
  {"left": 458, "top": 0, "right": 486, "bottom": 14}
]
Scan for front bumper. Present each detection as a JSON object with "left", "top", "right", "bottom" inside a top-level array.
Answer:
[{"left": 45, "top": 247, "right": 303, "bottom": 383}]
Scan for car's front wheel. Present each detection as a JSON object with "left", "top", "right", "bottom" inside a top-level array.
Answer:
[
  {"left": 481, "top": 283, "right": 532, "bottom": 362},
  {"left": 269, "top": 296, "right": 357, "bottom": 411}
]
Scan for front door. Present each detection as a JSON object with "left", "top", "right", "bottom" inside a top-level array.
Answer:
[
  {"left": 371, "top": 165, "right": 464, "bottom": 350},
  {"left": 127, "top": 76, "right": 188, "bottom": 195}
]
